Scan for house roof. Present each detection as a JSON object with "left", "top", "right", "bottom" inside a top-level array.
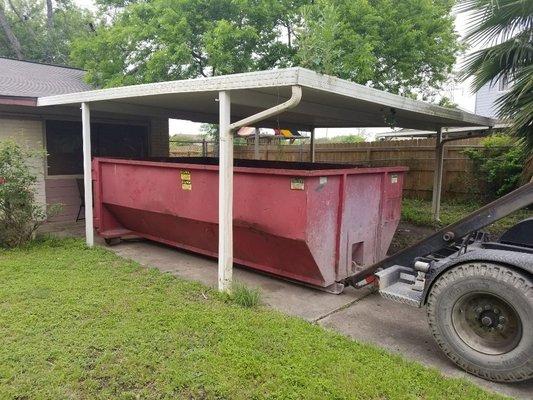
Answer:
[
  {"left": 0, "top": 57, "right": 91, "bottom": 99},
  {"left": 38, "top": 67, "right": 496, "bottom": 131}
]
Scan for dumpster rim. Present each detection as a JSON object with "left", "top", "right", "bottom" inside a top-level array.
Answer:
[{"left": 93, "top": 157, "right": 409, "bottom": 177}]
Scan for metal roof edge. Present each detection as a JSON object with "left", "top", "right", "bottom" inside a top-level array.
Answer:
[
  {"left": 37, "top": 68, "right": 300, "bottom": 107},
  {"left": 295, "top": 68, "right": 496, "bottom": 127}
]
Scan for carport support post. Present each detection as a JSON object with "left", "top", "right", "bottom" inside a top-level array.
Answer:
[
  {"left": 254, "top": 128, "right": 260, "bottom": 160},
  {"left": 310, "top": 128, "right": 316, "bottom": 162},
  {"left": 218, "top": 91, "right": 233, "bottom": 292},
  {"left": 431, "top": 128, "right": 444, "bottom": 221},
  {"left": 81, "top": 102, "right": 94, "bottom": 247}
]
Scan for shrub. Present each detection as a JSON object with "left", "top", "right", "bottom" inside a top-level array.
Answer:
[
  {"left": 0, "top": 140, "right": 54, "bottom": 248},
  {"left": 463, "top": 134, "right": 525, "bottom": 199},
  {"left": 231, "top": 282, "right": 261, "bottom": 308}
]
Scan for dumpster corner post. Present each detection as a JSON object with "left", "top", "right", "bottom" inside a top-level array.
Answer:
[
  {"left": 81, "top": 102, "right": 94, "bottom": 247},
  {"left": 218, "top": 91, "right": 233, "bottom": 292}
]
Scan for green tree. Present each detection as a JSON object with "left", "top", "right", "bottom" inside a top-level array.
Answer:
[
  {"left": 338, "top": 134, "right": 365, "bottom": 143},
  {"left": 459, "top": 0, "right": 533, "bottom": 151},
  {"left": 72, "top": 0, "right": 459, "bottom": 99},
  {"left": 0, "top": 0, "right": 92, "bottom": 64},
  {"left": 72, "top": 0, "right": 305, "bottom": 87},
  {"left": 296, "top": 0, "right": 460, "bottom": 97}
]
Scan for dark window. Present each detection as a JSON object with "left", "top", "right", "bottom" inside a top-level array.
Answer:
[
  {"left": 94, "top": 123, "right": 148, "bottom": 158},
  {"left": 45, "top": 120, "right": 83, "bottom": 175},
  {"left": 45, "top": 120, "right": 149, "bottom": 176}
]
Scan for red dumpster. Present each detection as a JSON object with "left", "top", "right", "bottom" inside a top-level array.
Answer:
[{"left": 93, "top": 157, "right": 407, "bottom": 292}]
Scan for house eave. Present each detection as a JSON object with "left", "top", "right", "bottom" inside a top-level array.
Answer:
[{"left": 0, "top": 95, "right": 37, "bottom": 107}]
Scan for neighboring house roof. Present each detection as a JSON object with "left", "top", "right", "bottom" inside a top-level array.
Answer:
[{"left": 0, "top": 57, "right": 91, "bottom": 99}]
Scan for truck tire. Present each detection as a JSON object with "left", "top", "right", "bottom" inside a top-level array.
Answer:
[{"left": 426, "top": 262, "right": 533, "bottom": 382}]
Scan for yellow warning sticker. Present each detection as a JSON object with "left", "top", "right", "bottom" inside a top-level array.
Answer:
[
  {"left": 181, "top": 170, "right": 192, "bottom": 190},
  {"left": 182, "top": 180, "right": 192, "bottom": 190},
  {"left": 291, "top": 178, "right": 305, "bottom": 190}
]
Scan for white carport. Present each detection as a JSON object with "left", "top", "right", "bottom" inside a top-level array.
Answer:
[{"left": 37, "top": 67, "right": 495, "bottom": 291}]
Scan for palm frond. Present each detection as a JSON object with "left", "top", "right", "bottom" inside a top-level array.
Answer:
[
  {"left": 495, "top": 65, "right": 533, "bottom": 150},
  {"left": 458, "top": 0, "right": 533, "bottom": 46},
  {"left": 460, "top": 0, "right": 533, "bottom": 153},
  {"left": 461, "top": 30, "right": 533, "bottom": 90}
]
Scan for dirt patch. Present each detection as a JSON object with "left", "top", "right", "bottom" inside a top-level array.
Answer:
[{"left": 388, "top": 222, "right": 436, "bottom": 255}]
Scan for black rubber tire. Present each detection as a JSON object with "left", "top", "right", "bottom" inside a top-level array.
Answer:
[{"left": 426, "top": 262, "right": 533, "bottom": 382}]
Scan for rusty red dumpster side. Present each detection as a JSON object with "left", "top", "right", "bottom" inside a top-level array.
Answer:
[{"left": 93, "top": 157, "right": 407, "bottom": 291}]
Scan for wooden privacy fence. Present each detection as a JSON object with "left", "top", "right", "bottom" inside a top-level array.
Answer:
[{"left": 232, "top": 138, "right": 484, "bottom": 200}]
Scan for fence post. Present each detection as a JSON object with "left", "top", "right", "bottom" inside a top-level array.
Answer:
[{"left": 254, "top": 128, "right": 260, "bottom": 160}]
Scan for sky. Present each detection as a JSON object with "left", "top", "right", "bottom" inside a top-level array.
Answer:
[{"left": 73, "top": 0, "right": 477, "bottom": 138}]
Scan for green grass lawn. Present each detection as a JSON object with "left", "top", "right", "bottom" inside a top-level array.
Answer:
[
  {"left": 401, "top": 197, "right": 532, "bottom": 234},
  {"left": 0, "top": 238, "right": 506, "bottom": 400}
]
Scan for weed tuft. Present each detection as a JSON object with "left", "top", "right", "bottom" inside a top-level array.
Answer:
[{"left": 231, "top": 282, "right": 261, "bottom": 308}]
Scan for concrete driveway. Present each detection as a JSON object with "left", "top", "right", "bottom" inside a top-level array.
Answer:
[{"left": 104, "top": 238, "right": 533, "bottom": 399}]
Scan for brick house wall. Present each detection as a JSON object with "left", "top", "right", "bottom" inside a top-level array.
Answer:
[
  {"left": 0, "top": 118, "right": 47, "bottom": 207},
  {"left": 0, "top": 114, "right": 170, "bottom": 223}
]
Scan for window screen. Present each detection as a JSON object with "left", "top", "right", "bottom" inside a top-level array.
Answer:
[
  {"left": 45, "top": 120, "right": 83, "bottom": 176},
  {"left": 46, "top": 120, "right": 149, "bottom": 176}
]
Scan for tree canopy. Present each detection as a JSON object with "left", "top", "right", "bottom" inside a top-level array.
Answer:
[
  {"left": 297, "top": 0, "right": 460, "bottom": 97},
  {"left": 0, "top": 0, "right": 92, "bottom": 64},
  {"left": 72, "top": 0, "right": 306, "bottom": 87},
  {"left": 70, "top": 0, "right": 460, "bottom": 98}
]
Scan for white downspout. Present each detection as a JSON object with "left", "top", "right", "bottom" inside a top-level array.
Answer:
[{"left": 229, "top": 86, "right": 302, "bottom": 132}]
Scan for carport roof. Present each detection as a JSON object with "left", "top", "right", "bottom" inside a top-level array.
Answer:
[{"left": 37, "top": 67, "right": 495, "bottom": 131}]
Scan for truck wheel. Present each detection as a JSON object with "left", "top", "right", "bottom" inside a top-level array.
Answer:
[{"left": 426, "top": 262, "right": 533, "bottom": 382}]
